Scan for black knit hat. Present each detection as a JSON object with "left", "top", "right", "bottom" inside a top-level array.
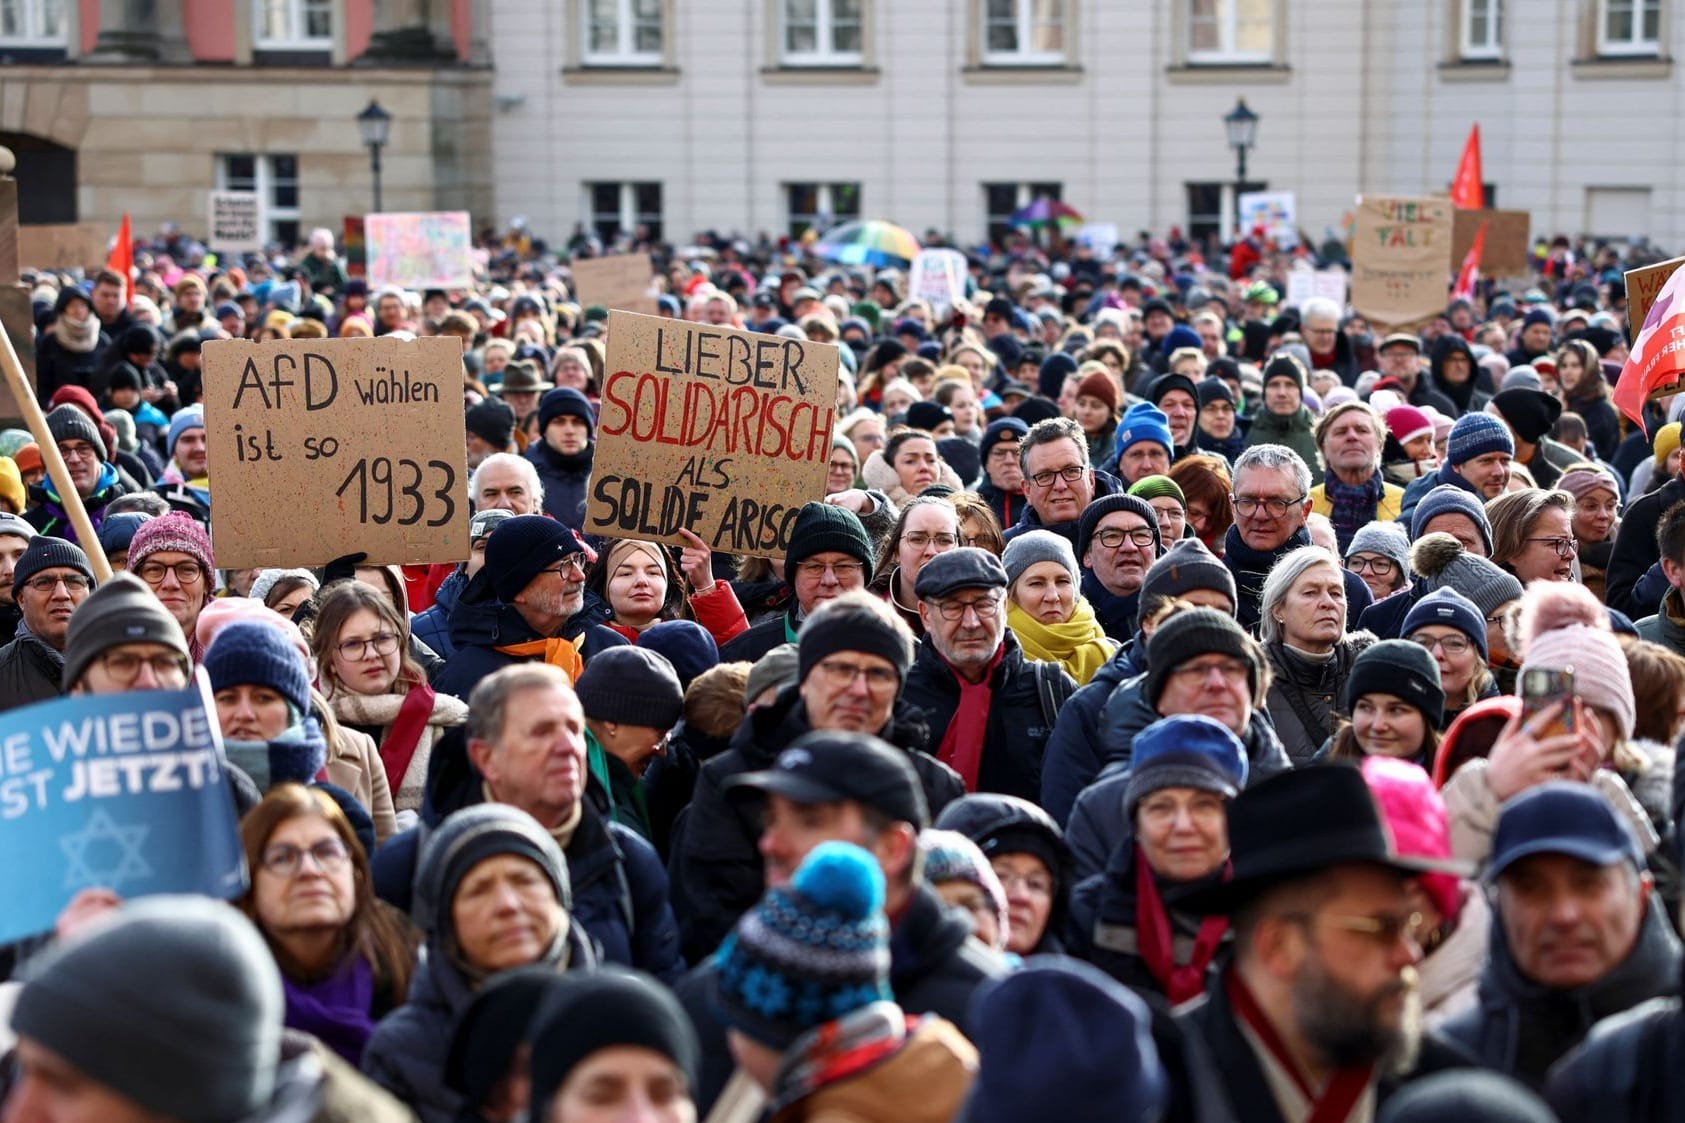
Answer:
[
  {"left": 485, "top": 515, "right": 592, "bottom": 605},
  {"left": 464, "top": 397, "right": 516, "bottom": 448},
  {"left": 1144, "top": 607, "right": 1260, "bottom": 707},
  {"left": 12, "top": 534, "right": 93, "bottom": 593},
  {"left": 445, "top": 967, "right": 555, "bottom": 1111},
  {"left": 1012, "top": 396, "right": 1061, "bottom": 427},
  {"left": 905, "top": 400, "right": 955, "bottom": 434},
  {"left": 61, "top": 572, "right": 189, "bottom": 688},
  {"left": 574, "top": 645, "right": 684, "bottom": 729},
  {"left": 528, "top": 970, "right": 699, "bottom": 1122},
  {"left": 45, "top": 404, "right": 101, "bottom": 453},
  {"left": 784, "top": 501, "right": 873, "bottom": 581},
  {"left": 1138, "top": 538, "right": 1238, "bottom": 624},
  {"left": 1262, "top": 354, "right": 1306, "bottom": 391},
  {"left": 1345, "top": 639, "right": 1444, "bottom": 729},
  {"left": 1196, "top": 377, "right": 1236, "bottom": 408},
  {"left": 1489, "top": 387, "right": 1563, "bottom": 445},
  {"left": 537, "top": 386, "right": 595, "bottom": 439},
  {"left": 797, "top": 594, "right": 912, "bottom": 686},
  {"left": 1076, "top": 494, "right": 1160, "bottom": 561},
  {"left": 1147, "top": 372, "right": 1200, "bottom": 410}
]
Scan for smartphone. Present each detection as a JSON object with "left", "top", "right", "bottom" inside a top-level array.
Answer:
[{"left": 1520, "top": 667, "right": 1575, "bottom": 741}]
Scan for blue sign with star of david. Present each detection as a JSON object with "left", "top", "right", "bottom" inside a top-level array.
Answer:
[{"left": 0, "top": 681, "right": 247, "bottom": 943}]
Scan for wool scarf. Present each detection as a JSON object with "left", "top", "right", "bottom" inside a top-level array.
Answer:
[
  {"left": 1006, "top": 599, "right": 1113, "bottom": 685},
  {"left": 281, "top": 954, "right": 376, "bottom": 1066},
  {"left": 55, "top": 314, "right": 100, "bottom": 354},
  {"left": 1323, "top": 472, "right": 1385, "bottom": 553},
  {"left": 770, "top": 1001, "right": 912, "bottom": 1114},
  {"left": 1134, "top": 846, "right": 1229, "bottom": 1005},
  {"left": 496, "top": 634, "right": 585, "bottom": 682},
  {"left": 934, "top": 645, "right": 1005, "bottom": 791},
  {"left": 330, "top": 685, "right": 467, "bottom": 811},
  {"left": 1227, "top": 970, "right": 1374, "bottom": 1123}
]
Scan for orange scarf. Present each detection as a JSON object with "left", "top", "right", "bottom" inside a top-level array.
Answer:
[{"left": 495, "top": 635, "right": 586, "bottom": 683}]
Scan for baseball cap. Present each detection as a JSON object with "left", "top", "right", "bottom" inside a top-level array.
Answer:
[
  {"left": 1487, "top": 782, "right": 1644, "bottom": 883},
  {"left": 728, "top": 730, "right": 929, "bottom": 829},
  {"left": 469, "top": 507, "right": 515, "bottom": 545}
]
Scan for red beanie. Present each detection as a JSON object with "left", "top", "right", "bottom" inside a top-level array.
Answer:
[{"left": 1075, "top": 370, "right": 1119, "bottom": 413}]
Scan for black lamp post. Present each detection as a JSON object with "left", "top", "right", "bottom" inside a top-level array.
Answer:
[
  {"left": 1224, "top": 98, "right": 1259, "bottom": 233},
  {"left": 356, "top": 99, "right": 392, "bottom": 213}
]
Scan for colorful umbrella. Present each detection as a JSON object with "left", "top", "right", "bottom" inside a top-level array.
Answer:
[
  {"left": 811, "top": 220, "right": 922, "bottom": 268},
  {"left": 1010, "top": 197, "right": 1085, "bottom": 230}
]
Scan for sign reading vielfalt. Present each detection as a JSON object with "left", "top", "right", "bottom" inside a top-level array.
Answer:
[
  {"left": 585, "top": 311, "right": 839, "bottom": 555},
  {"left": 202, "top": 336, "right": 470, "bottom": 568}
]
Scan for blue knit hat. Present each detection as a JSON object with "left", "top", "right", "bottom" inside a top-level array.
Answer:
[
  {"left": 203, "top": 619, "right": 312, "bottom": 717},
  {"left": 714, "top": 841, "right": 892, "bottom": 1049},
  {"left": 166, "top": 404, "right": 205, "bottom": 458},
  {"left": 1123, "top": 714, "right": 1249, "bottom": 817},
  {"left": 1402, "top": 586, "right": 1489, "bottom": 662},
  {"left": 1446, "top": 412, "right": 1513, "bottom": 466},
  {"left": 1113, "top": 402, "right": 1173, "bottom": 460},
  {"left": 537, "top": 386, "right": 595, "bottom": 439},
  {"left": 980, "top": 417, "right": 1029, "bottom": 461},
  {"left": 640, "top": 619, "right": 719, "bottom": 689},
  {"left": 1410, "top": 484, "right": 1494, "bottom": 552}
]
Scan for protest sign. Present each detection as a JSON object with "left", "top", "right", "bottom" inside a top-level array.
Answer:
[
  {"left": 16, "top": 222, "right": 107, "bottom": 270},
  {"left": 1625, "top": 256, "right": 1685, "bottom": 345},
  {"left": 1239, "top": 191, "right": 1298, "bottom": 248},
  {"left": 0, "top": 682, "right": 245, "bottom": 944},
  {"left": 1285, "top": 268, "right": 1348, "bottom": 309},
  {"left": 208, "top": 190, "right": 264, "bottom": 254},
  {"left": 586, "top": 310, "right": 839, "bottom": 555},
  {"left": 909, "top": 249, "right": 967, "bottom": 316},
  {"left": 365, "top": 211, "right": 474, "bottom": 290},
  {"left": 1614, "top": 261, "right": 1685, "bottom": 425},
  {"left": 1074, "top": 223, "right": 1119, "bottom": 257},
  {"left": 1350, "top": 195, "right": 1454, "bottom": 327},
  {"left": 1451, "top": 209, "right": 1530, "bottom": 277},
  {"left": 571, "top": 252, "right": 659, "bottom": 315},
  {"left": 202, "top": 335, "right": 470, "bottom": 568}
]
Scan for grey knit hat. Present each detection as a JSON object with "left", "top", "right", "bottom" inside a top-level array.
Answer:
[
  {"left": 415, "top": 804, "right": 572, "bottom": 945},
  {"left": 247, "top": 567, "right": 318, "bottom": 606},
  {"left": 1344, "top": 521, "right": 1411, "bottom": 575},
  {"left": 1138, "top": 537, "right": 1237, "bottom": 625},
  {"left": 1144, "top": 607, "right": 1262, "bottom": 707},
  {"left": 61, "top": 572, "right": 190, "bottom": 688},
  {"left": 11, "top": 897, "right": 282, "bottom": 1123},
  {"left": 745, "top": 643, "right": 800, "bottom": 704},
  {"left": 12, "top": 534, "right": 92, "bottom": 592},
  {"left": 1002, "top": 528, "right": 1080, "bottom": 586},
  {"left": 1408, "top": 532, "right": 1524, "bottom": 618},
  {"left": 574, "top": 645, "right": 684, "bottom": 730},
  {"left": 45, "top": 404, "right": 101, "bottom": 454},
  {"left": 1410, "top": 484, "right": 1494, "bottom": 553}
]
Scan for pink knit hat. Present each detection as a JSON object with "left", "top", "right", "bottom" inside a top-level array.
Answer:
[
  {"left": 1556, "top": 465, "right": 1619, "bottom": 504},
  {"left": 1516, "top": 582, "right": 1634, "bottom": 740},
  {"left": 1361, "top": 756, "right": 1463, "bottom": 924},
  {"left": 195, "top": 597, "right": 311, "bottom": 670},
  {"left": 127, "top": 511, "right": 213, "bottom": 577},
  {"left": 1386, "top": 405, "right": 1434, "bottom": 447}
]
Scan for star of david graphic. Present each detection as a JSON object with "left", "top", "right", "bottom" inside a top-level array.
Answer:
[{"left": 59, "top": 808, "right": 153, "bottom": 891}]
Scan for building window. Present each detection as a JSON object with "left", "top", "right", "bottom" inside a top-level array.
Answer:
[
  {"left": 1461, "top": 0, "right": 1503, "bottom": 59},
  {"left": 1187, "top": 0, "right": 1273, "bottom": 64},
  {"left": 787, "top": 183, "right": 861, "bottom": 237},
  {"left": 983, "top": 181, "right": 1061, "bottom": 245},
  {"left": 253, "top": 0, "right": 331, "bottom": 49},
  {"left": 0, "top": 0, "right": 65, "bottom": 44},
  {"left": 587, "top": 181, "right": 663, "bottom": 243},
  {"left": 1598, "top": 0, "right": 1661, "bottom": 55},
  {"left": 981, "top": 0, "right": 1065, "bottom": 65},
  {"left": 782, "top": 0, "right": 863, "bottom": 65},
  {"left": 218, "top": 153, "right": 298, "bottom": 247},
  {"left": 584, "top": 0, "right": 664, "bottom": 65}
]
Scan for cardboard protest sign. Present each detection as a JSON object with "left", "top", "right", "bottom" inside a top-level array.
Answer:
[
  {"left": 0, "top": 682, "right": 245, "bottom": 944},
  {"left": 586, "top": 311, "right": 839, "bottom": 556},
  {"left": 365, "top": 211, "right": 474, "bottom": 290},
  {"left": 208, "top": 190, "right": 263, "bottom": 254},
  {"left": 1625, "top": 256, "right": 1685, "bottom": 346},
  {"left": 1350, "top": 196, "right": 1454, "bottom": 327},
  {"left": 1286, "top": 268, "right": 1348, "bottom": 309},
  {"left": 1239, "top": 191, "right": 1298, "bottom": 248},
  {"left": 1451, "top": 209, "right": 1530, "bottom": 277},
  {"left": 202, "top": 335, "right": 470, "bottom": 568},
  {"left": 16, "top": 222, "right": 107, "bottom": 270},
  {"left": 909, "top": 249, "right": 967, "bottom": 316},
  {"left": 571, "top": 253, "right": 659, "bottom": 316}
]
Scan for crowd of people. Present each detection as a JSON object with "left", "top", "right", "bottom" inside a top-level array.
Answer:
[{"left": 2, "top": 220, "right": 1684, "bottom": 1122}]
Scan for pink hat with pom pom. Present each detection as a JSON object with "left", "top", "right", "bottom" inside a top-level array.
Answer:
[
  {"left": 1361, "top": 756, "right": 1463, "bottom": 925},
  {"left": 1516, "top": 583, "right": 1633, "bottom": 740}
]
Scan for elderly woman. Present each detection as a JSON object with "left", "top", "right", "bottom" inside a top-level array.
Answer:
[
  {"left": 1328, "top": 639, "right": 1444, "bottom": 768},
  {"left": 867, "top": 496, "right": 962, "bottom": 636},
  {"left": 1001, "top": 529, "right": 1115, "bottom": 685},
  {"left": 1488, "top": 487, "right": 1578, "bottom": 584},
  {"left": 1065, "top": 715, "right": 1245, "bottom": 1002},
  {"left": 936, "top": 794, "right": 1073, "bottom": 956},
  {"left": 238, "top": 784, "right": 418, "bottom": 1066},
  {"left": 1402, "top": 586, "right": 1501, "bottom": 729},
  {"left": 862, "top": 427, "right": 963, "bottom": 507},
  {"left": 1343, "top": 521, "right": 1411, "bottom": 604},
  {"left": 1259, "top": 545, "right": 1373, "bottom": 764},
  {"left": 363, "top": 804, "right": 596, "bottom": 1123},
  {"left": 1558, "top": 464, "right": 1622, "bottom": 600},
  {"left": 583, "top": 535, "right": 748, "bottom": 648}
]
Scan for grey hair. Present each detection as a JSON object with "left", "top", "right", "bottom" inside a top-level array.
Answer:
[
  {"left": 467, "top": 663, "right": 576, "bottom": 746},
  {"left": 1019, "top": 416, "right": 1090, "bottom": 474},
  {"left": 1258, "top": 545, "right": 1345, "bottom": 645},
  {"left": 1233, "top": 444, "right": 1312, "bottom": 499},
  {"left": 1301, "top": 296, "right": 1342, "bottom": 326},
  {"left": 469, "top": 452, "right": 546, "bottom": 509}
]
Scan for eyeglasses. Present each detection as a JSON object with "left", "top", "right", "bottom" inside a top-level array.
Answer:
[
  {"left": 1233, "top": 494, "right": 1305, "bottom": 517},
  {"left": 95, "top": 649, "right": 191, "bottom": 685},
  {"left": 1028, "top": 465, "right": 1087, "bottom": 488},
  {"left": 21, "top": 573, "right": 92, "bottom": 594},
  {"left": 932, "top": 593, "right": 1004, "bottom": 621},
  {"left": 1525, "top": 536, "right": 1578, "bottom": 559},
  {"left": 261, "top": 837, "right": 351, "bottom": 877},
  {"left": 1094, "top": 526, "right": 1158, "bottom": 550},
  {"left": 1347, "top": 555, "right": 1397, "bottom": 577},
  {"left": 813, "top": 658, "right": 899, "bottom": 692},
  {"left": 902, "top": 532, "right": 959, "bottom": 551},
  {"left": 993, "top": 869, "right": 1053, "bottom": 897},
  {"left": 1168, "top": 657, "right": 1250, "bottom": 684},
  {"left": 336, "top": 632, "right": 401, "bottom": 660},
  {"left": 57, "top": 442, "right": 99, "bottom": 463},
  {"left": 1410, "top": 631, "right": 1472, "bottom": 655},
  {"left": 136, "top": 561, "right": 205, "bottom": 586},
  {"left": 1287, "top": 910, "right": 1424, "bottom": 949},
  {"left": 795, "top": 560, "right": 864, "bottom": 580},
  {"left": 539, "top": 555, "right": 588, "bottom": 577}
]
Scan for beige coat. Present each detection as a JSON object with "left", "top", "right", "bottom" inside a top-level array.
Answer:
[
  {"left": 770, "top": 1018, "right": 978, "bottom": 1123},
  {"left": 1440, "top": 757, "right": 1659, "bottom": 869},
  {"left": 323, "top": 724, "right": 398, "bottom": 842},
  {"left": 1421, "top": 886, "right": 1488, "bottom": 1029}
]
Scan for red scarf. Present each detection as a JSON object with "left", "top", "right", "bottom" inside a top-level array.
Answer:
[
  {"left": 934, "top": 646, "right": 1004, "bottom": 790},
  {"left": 1226, "top": 970, "right": 1374, "bottom": 1123},
  {"left": 378, "top": 682, "right": 436, "bottom": 795},
  {"left": 1134, "top": 846, "right": 1229, "bottom": 1004}
]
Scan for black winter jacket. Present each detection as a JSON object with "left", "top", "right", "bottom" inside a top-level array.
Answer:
[
  {"left": 1547, "top": 995, "right": 1685, "bottom": 1123},
  {"left": 1608, "top": 474, "right": 1685, "bottom": 617},
  {"left": 1039, "top": 641, "right": 1144, "bottom": 827},
  {"left": 715, "top": 605, "right": 794, "bottom": 664},
  {"left": 431, "top": 569, "right": 627, "bottom": 698},
  {"left": 0, "top": 627, "right": 64, "bottom": 711},
  {"left": 525, "top": 440, "right": 591, "bottom": 531}
]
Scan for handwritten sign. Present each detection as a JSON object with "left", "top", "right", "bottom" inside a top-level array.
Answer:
[
  {"left": 365, "top": 211, "right": 474, "bottom": 290},
  {"left": 202, "top": 336, "right": 470, "bottom": 567},
  {"left": 909, "top": 249, "right": 967, "bottom": 316},
  {"left": 1286, "top": 267, "right": 1348, "bottom": 309},
  {"left": 16, "top": 222, "right": 108, "bottom": 270},
  {"left": 1239, "top": 191, "right": 1298, "bottom": 248},
  {"left": 1451, "top": 209, "right": 1530, "bottom": 277},
  {"left": 572, "top": 253, "right": 659, "bottom": 315},
  {"left": 586, "top": 311, "right": 839, "bottom": 556},
  {"left": 1350, "top": 195, "right": 1454, "bottom": 327},
  {"left": 1626, "top": 257, "right": 1685, "bottom": 346},
  {"left": 208, "top": 190, "right": 264, "bottom": 254},
  {"left": 0, "top": 682, "right": 245, "bottom": 944}
]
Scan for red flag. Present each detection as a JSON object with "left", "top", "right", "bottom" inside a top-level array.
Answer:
[
  {"left": 1450, "top": 125, "right": 1484, "bottom": 210},
  {"left": 106, "top": 214, "right": 132, "bottom": 308},
  {"left": 1613, "top": 265, "right": 1685, "bottom": 432},
  {"left": 1453, "top": 219, "right": 1487, "bottom": 301}
]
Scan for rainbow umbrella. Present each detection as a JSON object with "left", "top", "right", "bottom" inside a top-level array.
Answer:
[
  {"left": 1010, "top": 197, "right": 1085, "bottom": 230},
  {"left": 811, "top": 220, "right": 922, "bottom": 268}
]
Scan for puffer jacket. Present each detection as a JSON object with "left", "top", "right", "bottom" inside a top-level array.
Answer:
[
  {"left": 409, "top": 567, "right": 464, "bottom": 661},
  {"left": 431, "top": 569, "right": 628, "bottom": 699},
  {"left": 1261, "top": 634, "right": 1374, "bottom": 766}
]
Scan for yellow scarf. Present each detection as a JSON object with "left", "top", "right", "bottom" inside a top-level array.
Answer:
[{"left": 1007, "top": 598, "right": 1114, "bottom": 685}]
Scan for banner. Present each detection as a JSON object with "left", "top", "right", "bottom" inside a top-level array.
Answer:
[
  {"left": 1238, "top": 191, "right": 1297, "bottom": 248},
  {"left": 1285, "top": 267, "right": 1348, "bottom": 309},
  {"left": 571, "top": 253, "right": 659, "bottom": 316},
  {"left": 364, "top": 211, "right": 474, "bottom": 290},
  {"left": 16, "top": 222, "right": 108, "bottom": 270},
  {"left": 202, "top": 336, "right": 470, "bottom": 568},
  {"left": 0, "top": 682, "right": 245, "bottom": 944},
  {"left": 1614, "top": 261, "right": 1685, "bottom": 427},
  {"left": 1625, "top": 256, "right": 1685, "bottom": 345},
  {"left": 585, "top": 310, "right": 838, "bottom": 556},
  {"left": 909, "top": 249, "right": 967, "bottom": 316},
  {"left": 1350, "top": 195, "right": 1454, "bottom": 327},
  {"left": 208, "top": 190, "right": 264, "bottom": 254},
  {"left": 1451, "top": 209, "right": 1530, "bottom": 277}
]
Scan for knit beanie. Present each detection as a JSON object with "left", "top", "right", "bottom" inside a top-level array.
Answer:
[
  {"left": 1556, "top": 464, "right": 1619, "bottom": 503},
  {"left": 105, "top": 408, "right": 139, "bottom": 453},
  {"left": 537, "top": 386, "right": 595, "bottom": 439},
  {"left": 1345, "top": 521, "right": 1410, "bottom": 576},
  {"left": 446, "top": 968, "right": 556, "bottom": 1113},
  {"left": 0, "top": 455, "right": 21, "bottom": 516},
  {"left": 13, "top": 442, "right": 41, "bottom": 476},
  {"left": 45, "top": 403, "right": 101, "bottom": 454},
  {"left": 12, "top": 534, "right": 92, "bottom": 592},
  {"left": 640, "top": 619, "right": 719, "bottom": 690},
  {"left": 0, "top": 510, "right": 35, "bottom": 545},
  {"left": 1385, "top": 405, "right": 1435, "bottom": 448},
  {"left": 464, "top": 397, "right": 516, "bottom": 448},
  {"left": 714, "top": 841, "right": 892, "bottom": 1049},
  {"left": 1038, "top": 351, "right": 1079, "bottom": 399},
  {"left": 1345, "top": 639, "right": 1445, "bottom": 728},
  {"left": 1138, "top": 538, "right": 1237, "bottom": 621},
  {"left": 1012, "top": 396, "right": 1061, "bottom": 427},
  {"left": 202, "top": 619, "right": 313, "bottom": 717},
  {"left": 470, "top": 507, "right": 516, "bottom": 544},
  {"left": 1148, "top": 372, "right": 1200, "bottom": 411},
  {"left": 796, "top": 597, "right": 912, "bottom": 686},
  {"left": 1407, "top": 533, "right": 1523, "bottom": 619},
  {"left": 1375, "top": 1071, "right": 1556, "bottom": 1123},
  {"left": 128, "top": 511, "right": 214, "bottom": 577},
  {"left": 1075, "top": 370, "right": 1119, "bottom": 413},
  {"left": 415, "top": 804, "right": 572, "bottom": 944},
  {"left": 1144, "top": 607, "right": 1260, "bottom": 706},
  {"left": 1519, "top": 590, "right": 1635, "bottom": 740},
  {"left": 1002, "top": 527, "right": 1080, "bottom": 586},
  {"left": 166, "top": 404, "right": 205, "bottom": 458},
  {"left": 1263, "top": 354, "right": 1307, "bottom": 391},
  {"left": 528, "top": 970, "right": 700, "bottom": 1123},
  {"left": 1360, "top": 756, "right": 1463, "bottom": 926},
  {"left": 1522, "top": 308, "right": 1554, "bottom": 331},
  {"left": 1075, "top": 494, "right": 1160, "bottom": 562},
  {"left": 1400, "top": 586, "right": 1488, "bottom": 664},
  {"left": 1489, "top": 388, "right": 1562, "bottom": 445},
  {"left": 1446, "top": 412, "right": 1514, "bottom": 466},
  {"left": 905, "top": 400, "right": 955, "bottom": 434},
  {"left": 248, "top": 567, "right": 318, "bottom": 606},
  {"left": 1114, "top": 402, "right": 1173, "bottom": 459},
  {"left": 485, "top": 515, "right": 593, "bottom": 605},
  {"left": 96, "top": 512, "right": 151, "bottom": 559},
  {"left": 10, "top": 896, "right": 283, "bottom": 1123},
  {"left": 1653, "top": 421, "right": 1682, "bottom": 470},
  {"left": 1196, "top": 377, "right": 1236, "bottom": 408},
  {"left": 1123, "top": 714, "right": 1249, "bottom": 818},
  {"left": 1500, "top": 366, "right": 1543, "bottom": 393},
  {"left": 918, "top": 828, "right": 1008, "bottom": 949},
  {"left": 784, "top": 501, "right": 873, "bottom": 581},
  {"left": 745, "top": 643, "right": 800, "bottom": 704},
  {"left": 574, "top": 645, "right": 684, "bottom": 729},
  {"left": 1410, "top": 484, "right": 1494, "bottom": 553},
  {"left": 1127, "top": 475, "right": 1185, "bottom": 508},
  {"left": 980, "top": 417, "right": 1029, "bottom": 461},
  {"left": 62, "top": 573, "right": 189, "bottom": 686}
]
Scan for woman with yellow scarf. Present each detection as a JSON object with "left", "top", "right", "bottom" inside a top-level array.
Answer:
[{"left": 1002, "top": 530, "right": 1117, "bottom": 685}]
